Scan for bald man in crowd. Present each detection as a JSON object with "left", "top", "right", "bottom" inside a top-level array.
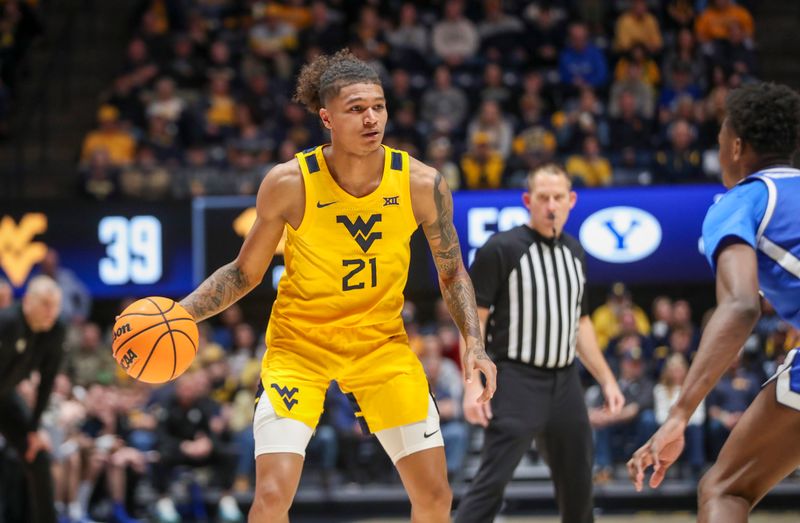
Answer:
[{"left": 0, "top": 276, "right": 65, "bottom": 523}]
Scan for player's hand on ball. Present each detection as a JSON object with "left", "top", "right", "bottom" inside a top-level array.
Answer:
[{"left": 627, "top": 415, "right": 687, "bottom": 491}]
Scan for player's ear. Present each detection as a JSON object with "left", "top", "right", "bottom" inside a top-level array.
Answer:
[
  {"left": 732, "top": 136, "right": 743, "bottom": 162},
  {"left": 569, "top": 190, "right": 577, "bottom": 210},
  {"left": 319, "top": 107, "right": 332, "bottom": 130},
  {"left": 522, "top": 191, "right": 532, "bottom": 210}
]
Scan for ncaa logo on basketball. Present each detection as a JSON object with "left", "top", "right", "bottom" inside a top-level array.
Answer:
[
  {"left": 579, "top": 206, "right": 662, "bottom": 263},
  {"left": 119, "top": 349, "right": 138, "bottom": 370}
]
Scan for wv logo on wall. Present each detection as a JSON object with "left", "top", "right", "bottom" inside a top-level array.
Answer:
[
  {"left": 578, "top": 206, "right": 662, "bottom": 263},
  {"left": 0, "top": 213, "right": 48, "bottom": 287}
]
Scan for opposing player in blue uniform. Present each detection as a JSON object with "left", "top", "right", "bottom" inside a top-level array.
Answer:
[{"left": 628, "top": 82, "right": 800, "bottom": 522}]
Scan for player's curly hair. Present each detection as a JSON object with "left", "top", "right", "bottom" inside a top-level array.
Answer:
[
  {"left": 293, "top": 49, "right": 381, "bottom": 113},
  {"left": 726, "top": 83, "right": 800, "bottom": 158}
]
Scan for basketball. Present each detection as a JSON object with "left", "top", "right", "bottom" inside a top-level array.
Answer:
[{"left": 111, "top": 297, "right": 198, "bottom": 384}]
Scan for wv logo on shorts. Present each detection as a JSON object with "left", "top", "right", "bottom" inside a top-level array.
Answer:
[
  {"left": 336, "top": 214, "right": 382, "bottom": 253},
  {"left": 271, "top": 383, "right": 300, "bottom": 411}
]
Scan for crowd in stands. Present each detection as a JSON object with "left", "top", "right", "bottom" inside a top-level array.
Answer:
[
  {"left": 79, "top": 0, "right": 760, "bottom": 199},
  {"left": 0, "top": 0, "right": 43, "bottom": 139},
  {"left": 2, "top": 246, "right": 799, "bottom": 522}
]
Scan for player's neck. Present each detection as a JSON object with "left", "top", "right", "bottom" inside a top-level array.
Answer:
[{"left": 323, "top": 143, "right": 385, "bottom": 195}]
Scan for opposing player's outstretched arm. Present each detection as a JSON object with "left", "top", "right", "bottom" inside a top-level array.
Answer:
[
  {"left": 411, "top": 161, "right": 496, "bottom": 401},
  {"left": 628, "top": 241, "right": 760, "bottom": 490},
  {"left": 181, "top": 162, "right": 302, "bottom": 322}
]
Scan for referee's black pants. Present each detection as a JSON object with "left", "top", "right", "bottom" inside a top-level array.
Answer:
[
  {"left": 455, "top": 362, "right": 594, "bottom": 523},
  {"left": 0, "top": 394, "right": 57, "bottom": 523}
]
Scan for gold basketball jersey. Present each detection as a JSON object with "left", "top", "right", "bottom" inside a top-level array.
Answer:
[{"left": 267, "top": 144, "right": 418, "bottom": 345}]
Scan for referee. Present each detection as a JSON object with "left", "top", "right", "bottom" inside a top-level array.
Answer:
[
  {"left": 0, "top": 276, "right": 65, "bottom": 523},
  {"left": 455, "top": 165, "right": 624, "bottom": 523}
]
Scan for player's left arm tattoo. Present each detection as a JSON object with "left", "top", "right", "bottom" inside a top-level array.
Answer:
[{"left": 422, "top": 172, "right": 485, "bottom": 357}]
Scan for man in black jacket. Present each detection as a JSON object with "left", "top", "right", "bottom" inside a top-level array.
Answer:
[{"left": 0, "top": 275, "right": 64, "bottom": 523}]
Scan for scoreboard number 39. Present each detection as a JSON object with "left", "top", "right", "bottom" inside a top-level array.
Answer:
[{"left": 98, "top": 216, "right": 163, "bottom": 285}]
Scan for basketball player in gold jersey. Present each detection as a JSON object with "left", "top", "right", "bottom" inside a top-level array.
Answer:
[{"left": 179, "top": 49, "right": 497, "bottom": 522}]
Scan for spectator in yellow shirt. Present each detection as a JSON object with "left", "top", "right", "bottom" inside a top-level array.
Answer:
[
  {"left": 460, "top": 132, "right": 506, "bottom": 189},
  {"left": 566, "top": 135, "right": 612, "bottom": 187},
  {"left": 592, "top": 282, "right": 651, "bottom": 351},
  {"left": 80, "top": 105, "right": 136, "bottom": 166},
  {"left": 694, "top": 0, "right": 754, "bottom": 44},
  {"left": 614, "top": 0, "right": 663, "bottom": 54}
]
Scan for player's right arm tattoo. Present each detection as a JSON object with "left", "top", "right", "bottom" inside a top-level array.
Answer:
[
  {"left": 422, "top": 172, "right": 485, "bottom": 355},
  {"left": 180, "top": 262, "right": 252, "bottom": 322}
]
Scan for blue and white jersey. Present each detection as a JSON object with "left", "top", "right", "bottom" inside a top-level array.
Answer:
[{"left": 702, "top": 167, "right": 800, "bottom": 329}]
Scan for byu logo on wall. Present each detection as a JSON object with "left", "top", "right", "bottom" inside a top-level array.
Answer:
[{"left": 579, "top": 206, "right": 662, "bottom": 263}]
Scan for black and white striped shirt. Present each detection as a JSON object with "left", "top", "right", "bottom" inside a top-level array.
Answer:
[{"left": 470, "top": 225, "right": 588, "bottom": 369}]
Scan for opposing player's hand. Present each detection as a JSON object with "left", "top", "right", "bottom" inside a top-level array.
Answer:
[
  {"left": 463, "top": 346, "right": 496, "bottom": 403},
  {"left": 627, "top": 416, "right": 687, "bottom": 491},
  {"left": 25, "top": 431, "right": 48, "bottom": 463},
  {"left": 602, "top": 381, "right": 625, "bottom": 415},
  {"left": 463, "top": 381, "right": 493, "bottom": 427}
]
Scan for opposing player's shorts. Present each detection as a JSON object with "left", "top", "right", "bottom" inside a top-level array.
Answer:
[
  {"left": 766, "top": 347, "right": 800, "bottom": 410},
  {"left": 253, "top": 389, "right": 443, "bottom": 464},
  {"left": 260, "top": 320, "right": 430, "bottom": 433}
]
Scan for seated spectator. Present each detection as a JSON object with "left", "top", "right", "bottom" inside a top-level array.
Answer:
[
  {"left": 80, "top": 148, "right": 122, "bottom": 200},
  {"left": 522, "top": 3, "right": 565, "bottom": 69},
  {"left": 589, "top": 348, "right": 657, "bottom": 482},
  {"left": 39, "top": 248, "right": 92, "bottom": 324},
  {"left": 119, "top": 145, "right": 172, "bottom": 199},
  {"left": 478, "top": 0, "right": 525, "bottom": 65},
  {"left": 384, "top": 101, "right": 426, "bottom": 153},
  {"left": 653, "top": 119, "right": 703, "bottom": 184},
  {"left": 479, "top": 62, "right": 513, "bottom": 111},
  {"left": 202, "top": 71, "right": 238, "bottom": 143},
  {"left": 694, "top": 0, "right": 754, "bottom": 45},
  {"left": 614, "top": 44, "right": 660, "bottom": 87},
  {"left": 81, "top": 105, "right": 137, "bottom": 167},
  {"left": 460, "top": 132, "right": 506, "bottom": 189},
  {"left": 420, "top": 65, "right": 469, "bottom": 132},
  {"left": 351, "top": 5, "right": 389, "bottom": 60},
  {"left": 664, "top": 0, "right": 695, "bottom": 32},
  {"left": 662, "top": 28, "right": 707, "bottom": 92},
  {"left": 653, "top": 354, "right": 705, "bottom": 479},
  {"left": 386, "top": 2, "right": 428, "bottom": 70},
  {"left": 171, "top": 145, "right": 223, "bottom": 197},
  {"left": 712, "top": 20, "right": 757, "bottom": 79},
  {"left": 420, "top": 332, "right": 468, "bottom": 479},
  {"left": 166, "top": 34, "right": 206, "bottom": 90},
  {"left": 553, "top": 87, "right": 608, "bottom": 154},
  {"left": 248, "top": 9, "right": 297, "bottom": 77},
  {"left": 65, "top": 322, "right": 116, "bottom": 387},
  {"left": 558, "top": 22, "right": 608, "bottom": 90},
  {"left": 592, "top": 282, "right": 651, "bottom": 351},
  {"left": 118, "top": 38, "right": 159, "bottom": 96},
  {"left": 152, "top": 371, "right": 241, "bottom": 523},
  {"left": 609, "top": 63, "right": 655, "bottom": 119},
  {"left": 146, "top": 77, "right": 186, "bottom": 124},
  {"left": 467, "top": 100, "right": 513, "bottom": 158},
  {"left": 658, "top": 62, "right": 702, "bottom": 115},
  {"left": 299, "top": 1, "right": 346, "bottom": 54},
  {"left": 432, "top": 0, "right": 479, "bottom": 68},
  {"left": 606, "top": 307, "right": 654, "bottom": 369},
  {"left": 566, "top": 135, "right": 612, "bottom": 187},
  {"left": 242, "top": 71, "right": 286, "bottom": 127},
  {"left": 611, "top": 146, "right": 652, "bottom": 185},
  {"left": 649, "top": 295, "right": 674, "bottom": 348},
  {"left": 425, "top": 137, "right": 461, "bottom": 191},
  {"left": 707, "top": 355, "right": 761, "bottom": 459},
  {"left": 608, "top": 90, "right": 654, "bottom": 163},
  {"left": 613, "top": 0, "right": 663, "bottom": 54}
]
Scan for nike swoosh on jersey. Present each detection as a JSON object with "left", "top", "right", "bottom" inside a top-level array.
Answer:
[
  {"left": 317, "top": 200, "right": 337, "bottom": 208},
  {"left": 423, "top": 429, "right": 440, "bottom": 438}
]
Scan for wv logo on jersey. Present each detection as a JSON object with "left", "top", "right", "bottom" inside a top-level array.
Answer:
[
  {"left": 337, "top": 214, "right": 382, "bottom": 253},
  {"left": 271, "top": 383, "right": 300, "bottom": 410}
]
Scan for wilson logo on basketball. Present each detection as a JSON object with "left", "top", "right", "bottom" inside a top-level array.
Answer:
[
  {"left": 119, "top": 349, "right": 138, "bottom": 370},
  {"left": 112, "top": 323, "right": 131, "bottom": 341}
]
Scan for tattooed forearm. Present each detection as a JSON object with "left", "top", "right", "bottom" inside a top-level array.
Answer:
[
  {"left": 423, "top": 171, "right": 463, "bottom": 278},
  {"left": 441, "top": 271, "right": 485, "bottom": 355},
  {"left": 180, "top": 262, "right": 252, "bottom": 322}
]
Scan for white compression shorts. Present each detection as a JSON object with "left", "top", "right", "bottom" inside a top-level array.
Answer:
[{"left": 253, "top": 392, "right": 444, "bottom": 464}]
